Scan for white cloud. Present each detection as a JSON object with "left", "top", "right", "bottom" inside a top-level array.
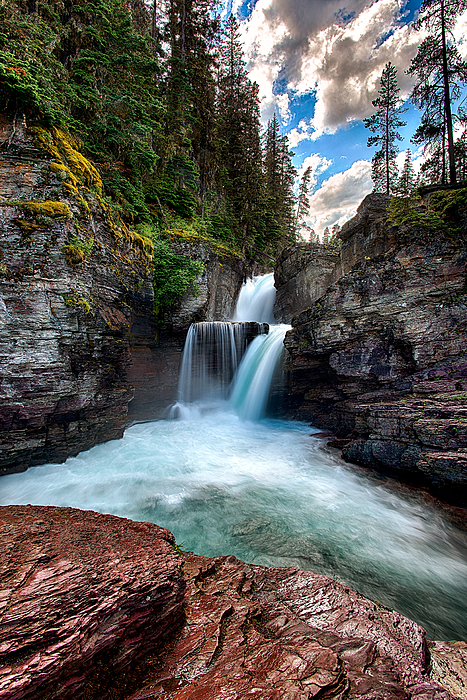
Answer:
[
  {"left": 296, "top": 153, "right": 332, "bottom": 189},
  {"left": 241, "top": 0, "right": 423, "bottom": 132},
  {"left": 287, "top": 119, "right": 314, "bottom": 147},
  {"left": 305, "top": 159, "right": 373, "bottom": 238}
]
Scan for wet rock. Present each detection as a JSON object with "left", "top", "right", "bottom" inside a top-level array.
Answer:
[
  {"left": 0, "top": 506, "right": 459, "bottom": 700},
  {"left": 131, "top": 554, "right": 455, "bottom": 700},
  {"left": 429, "top": 641, "right": 467, "bottom": 700},
  {"left": 0, "top": 505, "right": 185, "bottom": 700}
]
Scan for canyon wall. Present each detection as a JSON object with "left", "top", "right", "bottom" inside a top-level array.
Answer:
[
  {"left": 0, "top": 114, "right": 248, "bottom": 472},
  {"left": 274, "top": 194, "right": 393, "bottom": 323},
  {"left": 279, "top": 195, "right": 467, "bottom": 505}
]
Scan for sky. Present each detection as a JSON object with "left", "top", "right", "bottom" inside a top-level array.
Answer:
[{"left": 224, "top": 0, "right": 467, "bottom": 238}]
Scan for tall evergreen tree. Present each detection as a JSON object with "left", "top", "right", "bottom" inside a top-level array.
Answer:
[
  {"left": 216, "top": 15, "right": 264, "bottom": 252},
  {"left": 396, "top": 150, "right": 417, "bottom": 197},
  {"left": 408, "top": 0, "right": 467, "bottom": 185},
  {"left": 364, "top": 62, "right": 406, "bottom": 195},
  {"left": 263, "top": 114, "right": 297, "bottom": 247},
  {"left": 295, "top": 165, "right": 313, "bottom": 236}
]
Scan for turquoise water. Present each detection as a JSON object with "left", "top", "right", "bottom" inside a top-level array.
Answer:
[{"left": 2, "top": 405, "right": 467, "bottom": 642}]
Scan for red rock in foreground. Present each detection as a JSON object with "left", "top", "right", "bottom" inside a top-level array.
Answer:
[
  {"left": 131, "top": 555, "right": 456, "bottom": 700},
  {"left": 0, "top": 506, "right": 462, "bottom": 700},
  {"left": 0, "top": 506, "right": 185, "bottom": 700}
]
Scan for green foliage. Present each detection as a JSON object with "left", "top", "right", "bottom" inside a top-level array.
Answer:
[
  {"left": 387, "top": 187, "right": 467, "bottom": 234},
  {"left": 1, "top": 0, "right": 297, "bottom": 269},
  {"left": 63, "top": 235, "right": 94, "bottom": 265},
  {"left": 151, "top": 237, "right": 204, "bottom": 310},
  {"left": 408, "top": 0, "right": 467, "bottom": 185},
  {"left": 364, "top": 62, "right": 406, "bottom": 195}
]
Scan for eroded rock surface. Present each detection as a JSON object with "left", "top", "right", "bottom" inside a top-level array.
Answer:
[
  {"left": 0, "top": 505, "right": 185, "bottom": 700},
  {"left": 284, "top": 213, "right": 467, "bottom": 504},
  {"left": 131, "top": 554, "right": 456, "bottom": 700},
  {"left": 274, "top": 243, "right": 339, "bottom": 323},
  {"left": 0, "top": 506, "right": 458, "bottom": 700}
]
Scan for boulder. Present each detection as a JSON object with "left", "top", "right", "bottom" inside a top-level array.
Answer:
[
  {"left": 0, "top": 506, "right": 185, "bottom": 700},
  {"left": 0, "top": 505, "right": 457, "bottom": 700}
]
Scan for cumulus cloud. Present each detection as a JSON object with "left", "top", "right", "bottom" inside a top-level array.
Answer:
[
  {"left": 296, "top": 153, "right": 332, "bottom": 188},
  {"left": 241, "top": 0, "right": 423, "bottom": 131},
  {"left": 305, "top": 159, "right": 373, "bottom": 237},
  {"left": 287, "top": 119, "right": 314, "bottom": 147}
]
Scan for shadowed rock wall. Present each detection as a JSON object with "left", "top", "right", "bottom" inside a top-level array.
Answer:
[{"left": 283, "top": 201, "right": 467, "bottom": 504}]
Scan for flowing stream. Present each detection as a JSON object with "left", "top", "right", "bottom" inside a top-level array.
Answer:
[{"left": 2, "top": 274, "right": 467, "bottom": 641}]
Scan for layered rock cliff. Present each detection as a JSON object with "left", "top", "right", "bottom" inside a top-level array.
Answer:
[
  {"left": 1, "top": 505, "right": 464, "bottom": 700},
  {"left": 281, "top": 195, "right": 467, "bottom": 505},
  {"left": 0, "top": 114, "right": 250, "bottom": 471}
]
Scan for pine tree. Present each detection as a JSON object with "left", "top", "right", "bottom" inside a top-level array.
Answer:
[
  {"left": 371, "top": 150, "right": 390, "bottom": 194},
  {"left": 296, "top": 165, "right": 313, "bottom": 236},
  {"left": 396, "top": 150, "right": 417, "bottom": 197},
  {"left": 408, "top": 0, "right": 467, "bottom": 185},
  {"left": 329, "top": 223, "right": 341, "bottom": 245},
  {"left": 263, "top": 114, "right": 297, "bottom": 247},
  {"left": 216, "top": 15, "right": 265, "bottom": 252},
  {"left": 364, "top": 62, "right": 406, "bottom": 195},
  {"left": 322, "top": 226, "right": 330, "bottom": 245}
]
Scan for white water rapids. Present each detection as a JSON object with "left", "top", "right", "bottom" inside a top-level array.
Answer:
[{"left": 2, "top": 274, "right": 467, "bottom": 641}]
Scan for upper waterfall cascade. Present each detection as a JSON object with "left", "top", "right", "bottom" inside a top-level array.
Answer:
[
  {"left": 175, "top": 274, "right": 289, "bottom": 418},
  {"left": 234, "top": 272, "right": 276, "bottom": 324}
]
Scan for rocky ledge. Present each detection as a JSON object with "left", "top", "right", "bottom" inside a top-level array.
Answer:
[
  {"left": 1, "top": 506, "right": 466, "bottom": 700},
  {"left": 283, "top": 201, "right": 467, "bottom": 506}
]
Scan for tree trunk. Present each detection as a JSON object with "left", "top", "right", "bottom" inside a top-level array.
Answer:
[
  {"left": 441, "top": 0, "right": 457, "bottom": 184},
  {"left": 181, "top": 0, "right": 186, "bottom": 63},
  {"left": 152, "top": 0, "right": 157, "bottom": 41},
  {"left": 385, "top": 100, "right": 390, "bottom": 195}
]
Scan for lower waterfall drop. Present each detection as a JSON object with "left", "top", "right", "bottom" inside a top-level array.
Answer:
[{"left": 230, "top": 324, "right": 290, "bottom": 421}]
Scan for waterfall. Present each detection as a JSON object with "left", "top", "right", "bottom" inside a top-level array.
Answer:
[
  {"left": 177, "top": 322, "right": 242, "bottom": 403},
  {"left": 230, "top": 324, "right": 289, "bottom": 421},
  {"left": 234, "top": 272, "right": 276, "bottom": 324},
  {"left": 175, "top": 274, "right": 289, "bottom": 420}
]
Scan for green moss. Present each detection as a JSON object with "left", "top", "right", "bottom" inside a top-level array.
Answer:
[
  {"left": 62, "top": 235, "right": 94, "bottom": 266},
  {"left": 20, "top": 200, "right": 71, "bottom": 219},
  {"left": 388, "top": 187, "right": 467, "bottom": 235},
  {"left": 62, "top": 293, "right": 93, "bottom": 314}
]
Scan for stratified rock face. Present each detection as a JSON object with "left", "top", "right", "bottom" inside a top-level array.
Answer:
[
  {"left": 0, "top": 114, "right": 154, "bottom": 473},
  {"left": 0, "top": 505, "right": 185, "bottom": 700},
  {"left": 285, "top": 232, "right": 467, "bottom": 504},
  {"left": 131, "top": 554, "right": 453, "bottom": 700},
  {"left": 273, "top": 194, "right": 395, "bottom": 324},
  {"left": 0, "top": 506, "right": 456, "bottom": 700},
  {"left": 0, "top": 113, "right": 250, "bottom": 464},
  {"left": 274, "top": 243, "right": 340, "bottom": 323}
]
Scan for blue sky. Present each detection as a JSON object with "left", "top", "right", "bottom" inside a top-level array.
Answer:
[{"left": 226, "top": 0, "right": 467, "bottom": 237}]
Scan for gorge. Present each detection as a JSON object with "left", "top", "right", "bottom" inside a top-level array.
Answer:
[
  {"left": 1, "top": 113, "right": 467, "bottom": 700},
  {"left": 2, "top": 274, "right": 467, "bottom": 638}
]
